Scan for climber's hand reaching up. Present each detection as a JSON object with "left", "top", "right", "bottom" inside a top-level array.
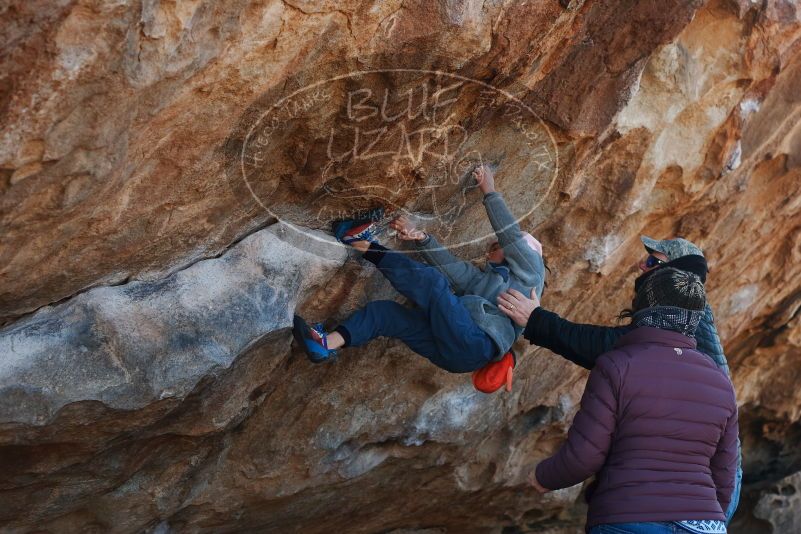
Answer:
[
  {"left": 473, "top": 164, "right": 496, "bottom": 195},
  {"left": 497, "top": 288, "right": 540, "bottom": 327},
  {"left": 390, "top": 215, "right": 427, "bottom": 241}
]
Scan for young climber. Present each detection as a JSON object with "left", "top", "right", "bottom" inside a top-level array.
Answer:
[{"left": 292, "top": 164, "right": 545, "bottom": 377}]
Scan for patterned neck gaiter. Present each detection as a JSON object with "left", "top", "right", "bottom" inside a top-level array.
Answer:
[{"left": 632, "top": 305, "right": 703, "bottom": 338}]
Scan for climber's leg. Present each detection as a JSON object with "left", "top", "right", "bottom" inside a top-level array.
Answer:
[
  {"left": 294, "top": 306, "right": 435, "bottom": 364},
  {"left": 360, "top": 244, "right": 496, "bottom": 372},
  {"left": 425, "top": 289, "right": 497, "bottom": 372},
  {"left": 361, "top": 243, "right": 449, "bottom": 309},
  {"left": 336, "top": 300, "right": 443, "bottom": 363},
  {"left": 293, "top": 315, "right": 338, "bottom": 363}
]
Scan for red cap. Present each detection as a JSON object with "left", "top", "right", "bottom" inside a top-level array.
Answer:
[{"left": 472, "top": 351, "right": 515, "bottom": 393}]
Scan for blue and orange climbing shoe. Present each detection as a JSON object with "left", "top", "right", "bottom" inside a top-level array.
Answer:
[
  {"left": 293, "top": 315, "right": 336, "bottom": 363},
  {"left": 331, "top": 207, "right": 385, "bottom": 245}
]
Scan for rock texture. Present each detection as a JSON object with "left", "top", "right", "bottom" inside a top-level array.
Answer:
[
  {"left": 754, "top": 471, "right": 801, "bottom": 532},
  {"left": 0, "top": 226, "right": 345, "bottom": 425},
  {"left": 1, "top": 0, "right": 801, "bottom": 533}
]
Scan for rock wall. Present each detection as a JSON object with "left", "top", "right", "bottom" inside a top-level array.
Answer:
[{"left": 1, "top": 0, "right": 800, "bottom": 532}]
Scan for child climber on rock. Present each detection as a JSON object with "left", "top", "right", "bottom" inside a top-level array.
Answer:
[{"left": 293, "top": 165, "right": 545, "bottom": 385}]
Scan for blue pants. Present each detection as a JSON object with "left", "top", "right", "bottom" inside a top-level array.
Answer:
[
  {"left": 590, "top": 523, "right": 705, "bottom": 534},
  {"left": 726, "top": 461, "right": 741, "bottom": 523},
  {"left": 339, "top": 247, "right": 496, "bottom": 373}
]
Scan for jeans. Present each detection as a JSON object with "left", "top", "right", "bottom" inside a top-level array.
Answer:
[
  {"left": 590, "top": 523, "right": 700, "bottom": 534},
  {"left": 339, "top": 247, "right": 496, "bottom": 373},
  {"left": 726, "top": 450, "right": 742, "bottom": 522}
]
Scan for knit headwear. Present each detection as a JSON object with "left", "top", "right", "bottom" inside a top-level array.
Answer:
[
  {"left": 632, "top": 267, "right": 706, "bottom": 337},
  {"left": 633, "top": 267, "right": 706, "bottom": 312}
]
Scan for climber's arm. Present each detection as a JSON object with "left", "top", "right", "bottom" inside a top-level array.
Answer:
[
  {"left": 472, "top": 163, "right": 543, "bottom": 293},
  {"left": 391, "top": 215, "right": 481, "bottom": 294},
  {"left": 414, "top": 233, "right": 482, "bottom": 294},
  {"left": 483, "top": 191, "right": 545, "bottom": 295}
]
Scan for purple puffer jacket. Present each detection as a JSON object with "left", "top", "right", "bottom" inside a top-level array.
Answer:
[{"left": 535, "top": 326, "right": 738, "bottom": 529}]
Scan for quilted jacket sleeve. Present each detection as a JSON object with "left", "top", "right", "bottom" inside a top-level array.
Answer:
[
  {"left": 535, "top": 353, "right": 623, "bottom": 489},
  {"left": 696, "top": 303, "right": 730, "bottom": 376},
  {"left": 711, "top": 403, "right": 739, "bottom": 515}
]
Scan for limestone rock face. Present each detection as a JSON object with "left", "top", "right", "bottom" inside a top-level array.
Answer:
[
  {"left": 0, "top": 226, "right": 346, "bottom": 425},
  {"left": 1, "top": 0, "right": 800, "bottom": 532},
  {"left": 754, "top": 471, "right": 801, "bottom": 533}
]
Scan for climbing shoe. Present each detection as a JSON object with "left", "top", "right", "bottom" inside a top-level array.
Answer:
[
  {"left": 472, "top": 351, "right": 516, "bottom": 393},
  {"left": 292, "top": 315, "right": 336, "bottom": 363},
  {"left": 332, "top": 207, "right": 385, "bottom": 245}
]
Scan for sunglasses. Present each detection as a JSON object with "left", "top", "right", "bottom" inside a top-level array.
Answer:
[{"left": 645, "top": 254, "right": 666, "bottom": 268}]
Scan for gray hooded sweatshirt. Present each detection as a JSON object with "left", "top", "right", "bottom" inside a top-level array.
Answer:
[{"left": 414, "top": 191, "right": 545, "bottom": 355}]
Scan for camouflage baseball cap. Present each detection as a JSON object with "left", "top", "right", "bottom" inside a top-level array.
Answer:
[{"left": 640, "top": 236, "right": 704, "bottom": 261}]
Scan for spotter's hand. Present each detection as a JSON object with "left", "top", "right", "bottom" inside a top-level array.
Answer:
[
  {"left": 390, "top": 216, "right": 427, "bottom": 241},
  {"left": 497, "top": 288, "right": 540, "bottom": 327},
  {"left": 529, "top": 469, "right": 550, "bottom": 494}
]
